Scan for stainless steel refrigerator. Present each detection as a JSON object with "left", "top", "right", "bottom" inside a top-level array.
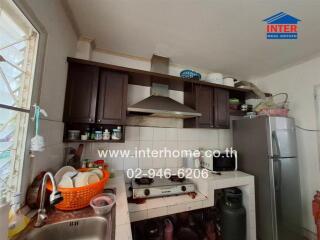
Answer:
[{"left": 233, "top": 116, "right": 302, "bottom": 240}]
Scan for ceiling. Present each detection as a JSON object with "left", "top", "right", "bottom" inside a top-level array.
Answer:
[{"left": 66, "top": 0, "right": 320, "bottom": 80}]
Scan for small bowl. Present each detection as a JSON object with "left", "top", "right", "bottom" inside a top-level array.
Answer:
[{"left": 90, "top": 193, "right": 116, "bottom": 215}]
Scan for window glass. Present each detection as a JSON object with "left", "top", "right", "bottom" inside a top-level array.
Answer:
[{"left": 0, "top": 0, "right": 39, "bottom": 201}]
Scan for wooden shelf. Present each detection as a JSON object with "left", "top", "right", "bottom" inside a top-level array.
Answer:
[
  {"left": 67, "top": 57, "right": 252, "bottom": 93},
  {"left": 63, "top": 139, "right": 124, "bottom": 143},
  {"left": 63, "top": 123, "right": 126, "bottom": 143}
]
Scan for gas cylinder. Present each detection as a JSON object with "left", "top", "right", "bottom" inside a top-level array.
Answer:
[
  {"left": 312, "top": 191, "right": 320, "bottom": 240},
  {"left": 220, "top": 188, "right": 246, "bottom": 240}
]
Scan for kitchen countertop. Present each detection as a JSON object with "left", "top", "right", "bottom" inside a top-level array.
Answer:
[
  {"left": 14, "top": 170, "right": 254, "bottom": 240},
  {"left": 105, "top": 171, "right": 132, "bottom": 240},
  {"left": 128, "top": 189, "right": 210, "bottom": 222},
  {"left": 128, "top": 171, "right": 254, "bottom": 221},
  {"left": 106, "top": 170, "right": 256, "bottom": 240}
]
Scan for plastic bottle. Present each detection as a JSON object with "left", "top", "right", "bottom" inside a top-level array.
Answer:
[{"left": 8, "top": 192, "right": 30, "bottom": 238}]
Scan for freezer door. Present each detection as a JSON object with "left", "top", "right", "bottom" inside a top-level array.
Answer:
[
  {"left": 272, "top": 129, "right": 297, "bottom": 158},
  {"left": 273, "top": 157, "right": 302, "bottom": 239}
]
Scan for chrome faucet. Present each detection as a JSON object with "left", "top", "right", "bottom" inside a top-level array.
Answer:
[{"left": 34, "top": 172, "right": 63, "bottom": 227}]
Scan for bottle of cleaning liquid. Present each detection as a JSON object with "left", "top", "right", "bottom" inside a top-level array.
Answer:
[
  {"left": 8, "top": 193, "right": 30, "bottom": 239},
  {"left": 0, "top": 197, "right": 9, "bottom": 240}
]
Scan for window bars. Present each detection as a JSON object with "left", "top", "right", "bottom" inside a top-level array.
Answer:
[{"left": 0, "top": 1, "right": 39, "bottom": 201}]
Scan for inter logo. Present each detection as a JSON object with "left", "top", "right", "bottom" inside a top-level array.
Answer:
[{"left": 263, "top": 12, "right": 301, "bottom": 40}]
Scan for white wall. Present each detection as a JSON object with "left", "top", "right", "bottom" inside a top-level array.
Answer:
[
  {"left": 251, "top": 56, "right": 320, "bottom": 234},
  {"left": 26, "top": 0, "right": 77, "bottom": 179},
  {"left": 92, "top": 49, "right": 212, "bottom": 79}
]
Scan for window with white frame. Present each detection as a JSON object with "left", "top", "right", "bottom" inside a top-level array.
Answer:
[{"left": 0, "top": 0, "right": 39, "bottom": 201}]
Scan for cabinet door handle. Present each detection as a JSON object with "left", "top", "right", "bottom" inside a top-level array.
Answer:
[
  {"left": 89, "top": 118, "right": 92, "bottom": 122},
  {"left": 98, "top": 119, "right": 101, "bottom": 123}
]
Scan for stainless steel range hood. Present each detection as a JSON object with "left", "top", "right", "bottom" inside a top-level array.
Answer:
[
  {"left": 128, "top": 55, "right": 201, "bottom": 119},
  {"left": 127, "top": 83, "right": 201, "bottom": 119}
]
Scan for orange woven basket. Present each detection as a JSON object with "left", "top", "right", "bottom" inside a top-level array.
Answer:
[{"left": 47, "top": 168, "right": 110, "bottom": 211}]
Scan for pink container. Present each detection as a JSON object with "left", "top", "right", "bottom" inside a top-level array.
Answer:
[{"left": 258, "top": 108, "right": 289, "bottom": 117}]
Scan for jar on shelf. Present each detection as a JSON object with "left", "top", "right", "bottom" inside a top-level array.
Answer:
[
  {"left": 103, "top": 129, "right": 110, "bottom": 140},
  {"left": 111, "top": 126, "right": 122, "bottom": 140},
  {"left": 95, "top": 130, "right": 103, "bottom": 140}
]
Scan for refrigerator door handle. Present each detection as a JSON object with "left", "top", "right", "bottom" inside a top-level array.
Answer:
[
  {"left": 272, "top": 131, "right": 281, "bottom": 157},
  {"left": 273, "top": 158, "right": 282, "bottom": 192}
]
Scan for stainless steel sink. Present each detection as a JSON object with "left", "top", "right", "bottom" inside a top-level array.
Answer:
[
  {"left": 15, "top": 205, "right": 115, "bottom": 240},
  {"left": 24, "top": 216, "right": 111, "bottom": 240},
  {"left": 15, "top": 188, "right": 116, "bottom": 240}
]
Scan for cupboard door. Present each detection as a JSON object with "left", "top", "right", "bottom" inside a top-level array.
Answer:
[
  {"left": 97, "top": 70, "right": 128, "bottom": 124},
  {"left": 213, "top": 88, "right": 230, "bottom": 128},
  {"left": 196, "top": 85, "right": 213, "bottom": 128},
  {"left": 63, "top": 62, "right": 99, "bottom": 123}
]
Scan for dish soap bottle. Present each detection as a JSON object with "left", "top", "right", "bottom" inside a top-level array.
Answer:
[{"left": 8, "top": 193, "right": 30, "bottom": 239}]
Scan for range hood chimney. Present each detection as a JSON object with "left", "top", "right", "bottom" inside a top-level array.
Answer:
[{"left": 127, "top": 55, "right": 201, "bottom": 119}]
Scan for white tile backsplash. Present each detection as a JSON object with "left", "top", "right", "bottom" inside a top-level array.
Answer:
[
  {"left": 218, "top": 129, "right": 233, "bottom": 149},
  {"left": 152, "top": 157, "right": 166, "bottom": 169},
  {"left": 152, "top": 141, "right": 167, "bottom": 151},
  {"left": 139, "top": 140, "right": 152, "bottom": 152},
  {"left": 125, "top": 126, "right": 140, "bottom": 141},
  {"left": 165, "top": 128, "right": 178, "bottom": 141},
  {"left": 153, "top": 128, "right": 166, "bottom": 141},
  {"left": 178, "top": 128, "right": 198, "bottom": 141},
  {"left": 140, "top": 127, "right": 154, "bottom": 140},
  {"left": 91, "top": 142, "right": 109, "bottom": 155},
  {"left": 166, "top": 158, "right": 178, "bottom": 168},
  {"left": 84, "top": 126, "right": 232, "bottom": 171},
  {"left": 111, "top": 157, "right": 124, "bottom": 170},
  {"left": 123, "top": 156, "right": 139, "bottom": 170},
  {"left": 139, "top": 157, "right": 153, "bottom": 170}
]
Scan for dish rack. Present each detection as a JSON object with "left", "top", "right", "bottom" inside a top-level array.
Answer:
[{"left": 47, "top": 168, "right": 110, "bottom": 210}]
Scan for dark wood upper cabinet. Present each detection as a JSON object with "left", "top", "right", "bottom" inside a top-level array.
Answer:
[
  {"left": 97, "top": 70, "right": 128, "bottom": 125},
  {"left": 63, "top": 62, "right": 99, "bottom": 123},
  {"left": 64, "top": 62, "right": 128, "bottom": 125},
  {"left": 213, "top": 88, "right": 230, "bottom": 128},
  {"left": 63, "top": 58, "right": 242, "bottom": 129},
  {"left": 184, "top": 83, "right": 230, "bottom": 129},
  {"left": 196, "top": 85, "right": 213, "bottom": 128}
]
